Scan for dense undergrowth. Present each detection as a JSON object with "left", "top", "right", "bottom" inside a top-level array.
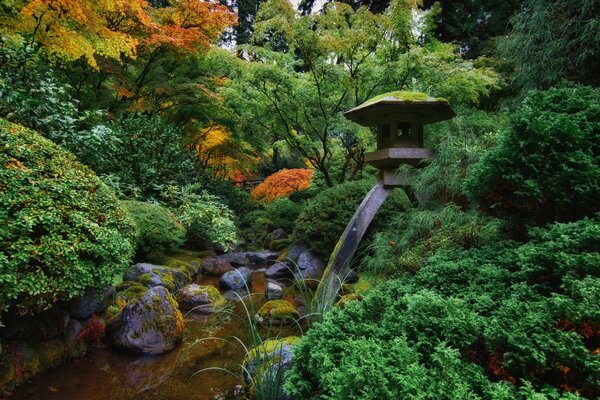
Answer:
[{"left": 286, "top": 217, "right": 600, "bottom": 399}]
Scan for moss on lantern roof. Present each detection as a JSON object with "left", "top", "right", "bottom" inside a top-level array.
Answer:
[
  {"left": 363, "top": 91, "right": 448, "bottom": 106},
  {"left": 344, "top": 90, "right": 454, "bottom": 126}
]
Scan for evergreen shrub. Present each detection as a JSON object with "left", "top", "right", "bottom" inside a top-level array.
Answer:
[{"left": 0, "top": 119, "right": 135, "bottom": 320}]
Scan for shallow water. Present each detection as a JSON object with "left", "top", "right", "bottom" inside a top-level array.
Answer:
[{"left": 8, "top": 270, "right": 302, "bottom": 400}]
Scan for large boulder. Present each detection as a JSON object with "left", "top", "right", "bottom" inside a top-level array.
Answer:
[
  {"left": 220, "top": 267, "right": 252, "bottom": 291},
  {"left": 244, "top": 337, "right": 300, "bottom": 400},
  {"left": 285, "top": 246, "right": 325, "bottom": 282},
  {"left": 265, "top": 262, "right": 294, "bottom": 280},
  {"left": 247, "top": 251, "right": 279, "bottom": 265},
  {"left": 69, "top": 286, "right": 116, "bottom": 320},
  {"left": 108, "top": 286, "right": 184, "bottom": 354},
  {"left": 123, "top": 263, "right": 191, "bottom": 292},
  {"left": 216, "top": 252, "right": 248, "bottom": 268},
  {"left": 176, "top": 284, "right": 225, "bottom": 313},
  {"left": 202, "top": 257, "right": 233, "bottom": 275}
]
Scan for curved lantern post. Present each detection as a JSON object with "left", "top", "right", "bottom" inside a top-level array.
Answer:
[{"left": 315, "top": 92, "right": 455, "bottom": 310}]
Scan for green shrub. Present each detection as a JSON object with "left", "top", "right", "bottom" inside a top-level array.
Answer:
[
  {"left": 72, "top": 116, "right": 206, "bottom": 200},
  {"left": 288, "top": 189, "right": 319, "bottom": 203},
  {"left": 123, "top": 200, "right": 186, "bottom": 257},
  {"left": 177, "top": 191, "right": 238, "bottom": 251},
  {"left": 240, "top": 198, "right": 303, "bottom": 249},
  {"left": 265, "top": 198, "right": 305, "bottom": 233},
  {"left": 286, "top": 217, "right": 600, "bottom": 399},
  {"left": 0, "top": 119, "right": 135, "bottom": 320},
  {"left": 293, "top": 180, "right": 411, "bottom": 258},
  {"left": 465, "top": 85, "right": 600, "bottom": 224},
  {"left": 361, "top": 205, "right": 504, "bottom": 274}
]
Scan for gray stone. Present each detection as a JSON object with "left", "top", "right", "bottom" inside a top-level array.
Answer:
[
  {"left": 284, "top": 244, "right": 309, "bottom": 264},
  {"left": 220, "top": 267, "right": 252, "bottom": 291},
  {"left": 202, "top": 257, "right": 233, "bottom": 275},
  {"left": 217, "top": 252, "right": 248, "bottom": 268},
  {"left": 295, "top": 249, "right": 325, "bottom": 281},
  {"left": 267, "top": 229, "right": 288, "bottom": 243},
  {"left": 108, "top": 286, "right": 183, "bottom": 354},
  {"left": 123, "top": 263, "right": 191, "bottom": 291},
  {"left": 69, "top": 286, "right": 116, "bottom": 320},
  {"left": 64, "top": 319, "right": 82, "bottom": 342},
  {"left": 266, "top": 282, "right": 284, "bottom": 300},
  {"left": 265, "top": 262, "right": 294, "bottom": 279},
  {"left": 247, "top": 251, "right": 279, "bottom": 265}
]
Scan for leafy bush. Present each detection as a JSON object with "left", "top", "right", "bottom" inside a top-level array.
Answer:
[
  {"left": 72, "top": 116, "right": 206, "bottom": 200},
  {"left": 265, "top": 198, "right": 305, "bottom": 233},
  {"left": 123, "top": 201, "right": 186, "bottom": 257},
  {"left": 288, "top": 189, "right": 319, "bottom": 203},
  {"left": 361, "top": 205, "right": 504, "bottom": 274},
  {"left": 177, "top": 191, "right": 238, "bottom": 251},
  {"left": 286, "top": 216, "right": 600, "bottom": 399},
  {"left": 0, "top": 41, "right": 87, "bottom": 138},
  {"left": 466, "top": 85, "right": 600, "bottom": 224},
  {"left": 293, "top": 180, "right": 411, "bottom": 258},
  {"left": 0, "top": 119, "right": 135, "bottom": 320},
  {"left": 240, "top": 198, "right": 304, "bottom": 248},
  {"left": 251, "top": 168, "right": 313, "bottom": 202}
]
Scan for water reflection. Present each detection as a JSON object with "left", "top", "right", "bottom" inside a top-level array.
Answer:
[{"left": 8, "top": 270, "right": 301, "bottom": 400}]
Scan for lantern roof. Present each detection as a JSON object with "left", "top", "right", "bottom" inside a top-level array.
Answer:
[{"left": 344, "top": 91, "right": 455, "bottom": 126}]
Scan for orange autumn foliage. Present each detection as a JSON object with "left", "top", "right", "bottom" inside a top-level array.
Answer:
[
  {"left": 7, "top": 0, "right": 236, "bottom": 68},
  {"left": 251, "top": 169, "right": 313, "bottom": 202}
]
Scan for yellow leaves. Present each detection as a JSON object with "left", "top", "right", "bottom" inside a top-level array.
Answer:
[
  {"left": 8, "top": 0, "right": 235, "bottom": 68},
  {"left": 190, "top": 123, "right": 258, "bottom": 182}
]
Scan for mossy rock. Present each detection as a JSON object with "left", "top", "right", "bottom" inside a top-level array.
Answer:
[
  {"left": 269, "top": 238, "right": 293, "bottom": 251},
  {"left": 108, "top": 286, "right": 184, "bottom": 354},
  {"left": 245, "top": 336, "right": 301, "bottom": 364},
  {"left": 244, "top": 336, "right": 300, "bottom": 400},
  {"left": 255, "top": 300, "right": 300, "bottom": 325},
  {"left": 176, "top": 284, "right": 226, "bottom": 312},
  {"left": 123, "top": 263, "right": 192, "bottom": 292},
  {"left": 164, "top": 259, "right": 199, "bottom": 277}
]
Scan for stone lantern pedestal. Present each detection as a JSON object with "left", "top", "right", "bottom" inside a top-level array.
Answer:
[{"left": 316, "top": 91, "right": 455, "bottom": 307}]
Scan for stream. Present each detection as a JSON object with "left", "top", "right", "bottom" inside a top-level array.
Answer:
[{"left": 7, "top": 268, "right": 303, "bottom": 400}]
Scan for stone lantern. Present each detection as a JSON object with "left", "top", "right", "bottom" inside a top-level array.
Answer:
[
  {"left": 344, "top": 91, "right": 455, "bottom": 186},
  {"left": 316, "top": 91, "right": 455, "bottom": 308}
]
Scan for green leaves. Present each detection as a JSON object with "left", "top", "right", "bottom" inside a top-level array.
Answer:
[
  {"left": 286, "top": 217, "right": 600, "bottom": 399},
  {"left": 0, "top": 119, "right": 135, "bottom": 319},
  {"left": 465, "top": 85, "right": 600, "bottom": 224}
]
